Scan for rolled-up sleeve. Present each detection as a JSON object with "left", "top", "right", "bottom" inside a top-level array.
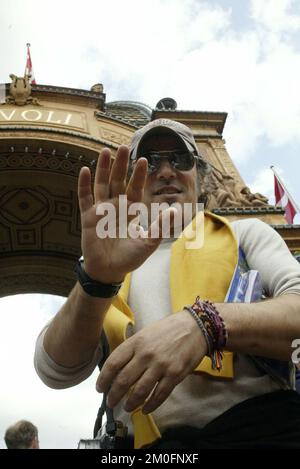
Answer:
[
  {"left": 232, "top": 218, "right": 300, "bottom": 297},
  {"left": 34, "top": 323, "right": 103, "bottom": 389}
]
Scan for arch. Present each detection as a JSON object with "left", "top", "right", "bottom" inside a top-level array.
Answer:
[{"left": 0, "top": 138, "right": 100, "bottom": 298}]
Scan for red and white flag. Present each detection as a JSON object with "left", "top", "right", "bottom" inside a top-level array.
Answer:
[
  {"left": 271, "top": 166, "right": 299, "bottom": 224},
  {"left": 24, "top": 43, "right": 36, "bottom": 84}
]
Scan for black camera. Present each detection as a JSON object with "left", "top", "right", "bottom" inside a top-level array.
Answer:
[
  {"left": 78, "top": 419, "right": 128, "bottom": 449},
  {"left": 77, "top": 390, "right": 128, "bottom": 449},
  {"left": 77, "top": 337, "right": 129, "bottom": 449}
]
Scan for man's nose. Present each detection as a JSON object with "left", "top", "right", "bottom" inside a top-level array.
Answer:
[{"left": 156, "top": 159, "right": 176, "bottom": 179}]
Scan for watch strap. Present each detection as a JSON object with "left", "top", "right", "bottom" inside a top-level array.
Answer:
[{"left": 75, "top": 259, "right": 122, "bottom": 298}]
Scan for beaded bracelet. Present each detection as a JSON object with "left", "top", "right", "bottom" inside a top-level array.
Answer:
[{"left": 184, "top": 297, "right": 228, "bottom": 371}]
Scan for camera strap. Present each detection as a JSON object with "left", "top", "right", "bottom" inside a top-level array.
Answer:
[
  {"left": 93, "top": 332, "right": 112, "bottom": 438},
  {"left": 93, "top": 393, "right": 107, "bottom": 438}
]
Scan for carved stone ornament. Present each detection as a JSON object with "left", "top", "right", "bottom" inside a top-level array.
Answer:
[
  {"left": 5, "top": 74, "right": 40, "bottom": 106},
  {"left": 90, "top": 83, "right": 104, "bottom": 94},
  {"left": 205, "top": 168, "right": 270, "bottom": 210}
]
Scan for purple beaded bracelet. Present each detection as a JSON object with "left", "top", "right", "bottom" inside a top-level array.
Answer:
[{"left": 184, "top": 297, "right": 228, "bottom": 371}]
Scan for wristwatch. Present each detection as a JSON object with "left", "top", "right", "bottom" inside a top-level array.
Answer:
[{"left": 75, "top": 259, "right": 122, "bottom": 298}]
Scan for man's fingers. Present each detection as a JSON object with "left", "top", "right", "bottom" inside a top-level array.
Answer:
[
  {"left": 78, "top": 166, "right": 93, "bottom": 213},
  {"left": 123, "top": 368, "right": 161, "bottom": 413},
  {"left": 109, "top": 145, "right": 130, "bottom": 198},
  {"left": 126, "top": 158, "right": 148, "bottom": 203},
  {"left": 142, "top": 376, "right": 177, "bottom": 414},
  {"left": 104, "top": 358, "right": 146, "bottom": 409},
  {"left": 96, "top": 343, "right": 134, "bottom": 395},
  {"left": 94, "top": 148, "right": 111, "bottom": 202},
  {"left": 93, "top": 147, "right": 147, "bottom": 208}
]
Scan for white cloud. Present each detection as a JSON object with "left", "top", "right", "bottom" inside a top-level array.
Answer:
[
  {"left": 0, "top": 0, "right": 232, "bottom": 92},
  {"left": 251, "top": 0, "right": 300, "bottom": 33},
  {"left": 248, "top": 167, "right": 275, "bottom": 203}
]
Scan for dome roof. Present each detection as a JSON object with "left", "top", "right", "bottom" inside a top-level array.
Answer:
[{"left": 105, "top": 100, "right": 152, "bottom": 128}]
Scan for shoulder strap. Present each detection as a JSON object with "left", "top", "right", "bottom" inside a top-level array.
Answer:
[{"left": 93, "top": 332, "right": 111, "bottom": 438}]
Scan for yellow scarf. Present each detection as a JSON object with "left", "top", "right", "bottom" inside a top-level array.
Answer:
[{"left": 103, "top": 211, "right": 238, "bottom": 448}]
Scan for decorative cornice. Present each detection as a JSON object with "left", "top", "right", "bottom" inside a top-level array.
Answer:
[
  {"left": 271, "top": 224, "right": 300, "bottom": 229},
  {"left": 3, "top": 83, "right": 104, "bottom": 98},
  {"left": 213, "top": 207, "right": 285, "bottom": 215},
  {"left": 33, "top": 84, "right": 104, "bottom": 99},
  {"left": 0, "top": 125, "right": 118, "bottom": 149},
  {"left": 0, "top": 250, "right": 79, "bottom": 260},
  {"left": 2, "top": 83, "right": 106, "bottom": 111},
  {"left": 153, "top": 109, "right": 227, "bottom": 116},
  {"left": 151, "top": 109, "right": 227, "bottom": 136}
]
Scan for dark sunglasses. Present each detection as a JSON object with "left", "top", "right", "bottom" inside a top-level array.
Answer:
[{"left": 136, "top": 150, "right": 197, "bottom": 174}]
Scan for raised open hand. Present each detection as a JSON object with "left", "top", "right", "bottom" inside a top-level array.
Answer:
[{"left": 78, "top": 145, "right": 175, "bottom": 284}]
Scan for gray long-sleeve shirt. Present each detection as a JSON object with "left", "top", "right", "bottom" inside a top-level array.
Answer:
[{"left": 34, "top": 218, "right": 300, "bottom": 432}]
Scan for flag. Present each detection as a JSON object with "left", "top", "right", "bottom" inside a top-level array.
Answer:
[
  {"left": 0, "top": 83, "right": 5, "bottom": 104},
  {"left": 271, "top": 166, "right": 299, "bottom": 224},
  {"left": 24, "top": 43, "right": 36, "bottom": 84}
]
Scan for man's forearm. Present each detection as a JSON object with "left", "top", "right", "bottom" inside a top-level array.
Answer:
[
  {"left": 43, "top": 282, "right": 112, "bottom": 367},
  {"left": 219, "top": 293, "right": 300, "bottom": 360}
]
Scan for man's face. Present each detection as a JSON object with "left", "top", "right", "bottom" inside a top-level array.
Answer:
[{"left": 139, "top": 133, "right": 199, "bottom": 213}]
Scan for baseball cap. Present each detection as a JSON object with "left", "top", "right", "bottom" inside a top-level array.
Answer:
[{"left": 130, "top": 118, "right": 211, "bottom": 174}]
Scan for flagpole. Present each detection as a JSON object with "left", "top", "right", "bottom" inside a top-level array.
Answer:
[
  {"left": 270, "top": 166, "right": 300, "bottom": 212},
  {"left": 25, "top": 43, "right": 36, "bottom": 84}
]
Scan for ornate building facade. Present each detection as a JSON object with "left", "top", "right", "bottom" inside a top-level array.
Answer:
[{"left": 0, "top": 77, "right": 299, "bottom": 298}]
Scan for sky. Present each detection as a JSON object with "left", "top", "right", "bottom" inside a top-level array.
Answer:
[{"left": 0, "top": 0, "right": 300, "bottom": 449}]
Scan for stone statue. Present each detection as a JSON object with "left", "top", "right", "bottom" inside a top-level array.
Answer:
[
  {"left": 239, "top": 186, "right": 269, "bottom": 206},
  {"left": 90, "top": 83, "right": 104, "bottom": 94},
  {"left": 204, "top": 170, "right": 234, "bottom": 209},
  {"left": 6, "top": 74, "right": 39, "bottom": 106},
  {"left": 204, "top": 168, "right": 269, "bottom": 209}
]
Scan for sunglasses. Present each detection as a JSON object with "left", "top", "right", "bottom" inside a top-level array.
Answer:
[{"left": 136, "top": 150, "right": 197, "bottom": 174}]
